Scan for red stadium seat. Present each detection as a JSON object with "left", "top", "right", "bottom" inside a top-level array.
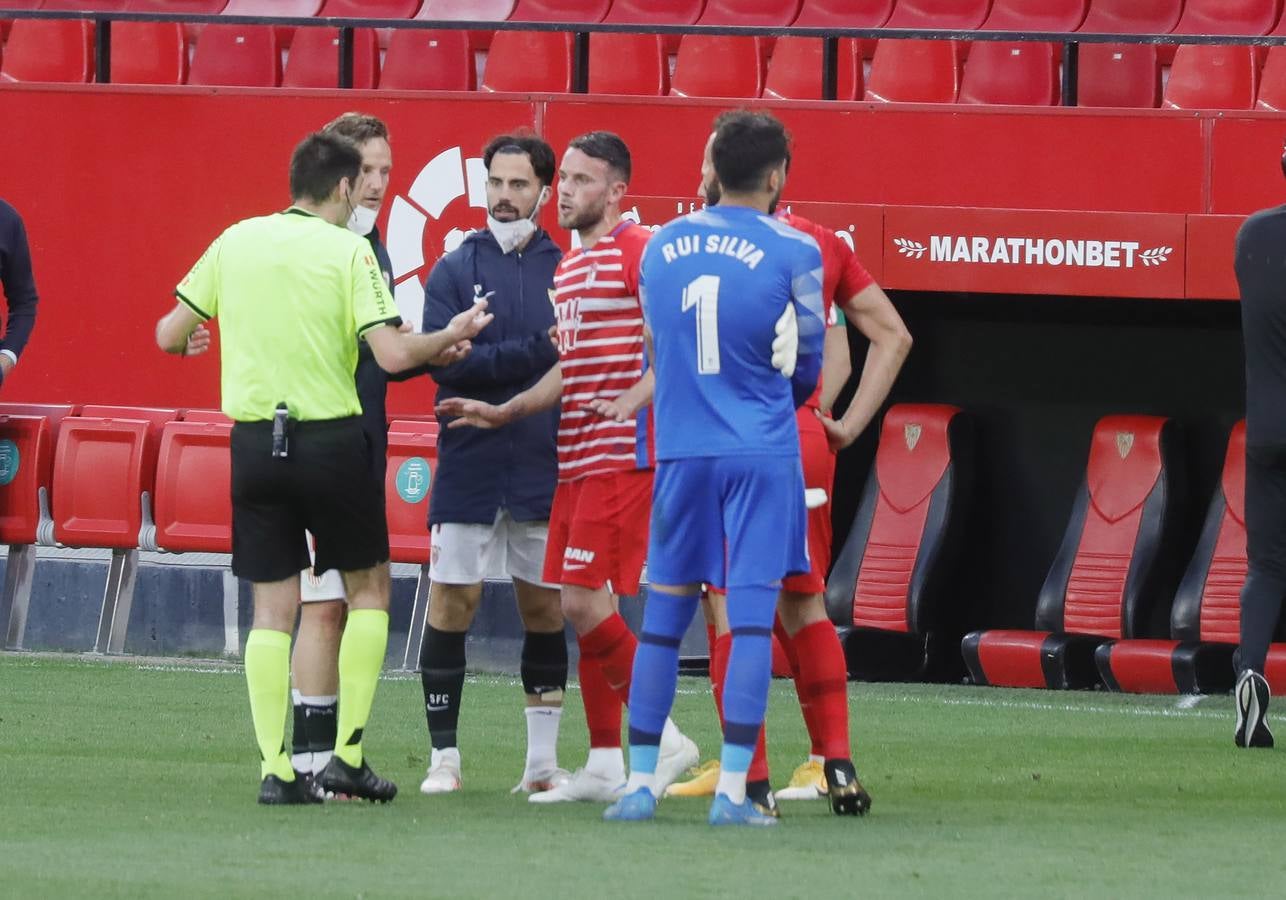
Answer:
[
  {"left": 763, "top": 36, "right": 861, "bottom": 101},
  {"left": 0, "top": 0, "right": 44, "bottom": 43},
  {"left": 414, "top": 0, "right": 514, "bottom": 50},
  {"left": 509, "top": 0, "right": 608, "bottom": 22},
  {"left": 1258, "top": 46, "right": 1286, "bottom": 110},
  {"left": 1077, "top": 0, "right": 1181, "bottom": 33},
  {"left": 79, "top": 405, "right": 179, "bottom": 432},
  {"left": 385, "top": 420, "right": 437, "bottom": 564},
  {"left": 1077, "top": 43, "right": 1160, "bottom": 108},
  {"left": 958, "top": 41, "right": 1059, "bottom": 106},
  {"left": 380, "top": 27, "right": 474, "bottom": 90},
  {"left": 180, "top": 409, "right": 233, "bottom": 424},
  {"left": 794, "top": 0, "right": 892, "bottom": 26},
  {"left": 481, "top": 29, "right": 571, "bottom": 92},
  {"left": 1172, "top": 0, "right": 1282, "bottom": 37},
  {"left": 282, "top": 25, "right": 378, "bottom": 88},
  {"left": 670, "top": 35, "right": 764, "bottom": 99},
  {"left": 53, "top": 414, "right": 172, "bottom": 549},
  {"left": 696, "top": 0, "right": 803, "bottom": 25},
  {"left": 0, "top": 403, "right": 77, "bottom": 441},
  {"left": 188, "top": 23, "right": 281, "bottom": 86},
  {"left": 319, "top": 0, "right": 419, "bottom": 15},
  {"left": 220, "top": 0, "right": 321, "bottom": 47},
  {"left": 39, "top": 0, "right": 126, "bottom": 8},
  {"left": 962, "top": 416, "right": 1186, "bottom": 690},
  {"left": 885, "top": 0, "right": 990, "bottom": 29},
  {"left": 980, "top": 0, "right": 1087, "bottom": 31},
  {"left": 110, "top": 21, "right": 188, "bottom": 84},
  {"left": 1096, "top": 422, "right": 1247, "bottom": 695},
  {"left": 589, "top": 32, "right": 667, "bottom": 96},
  {"left": 1163, "top": 45, "right": 1258, "bottom": 111},
  {"left": 0, "top": 18, "right": 92, "bottom": 83},
  {"left": 0, "top": 415, "right": 55, "bottom": 546},
  {"left": 824, "top": 405, "right": 973, "bottom": 681},
  {"left": 865, "top": 39, "right": 960, "bottom": 103},
  {"left": 153, "top": 420, "right": 232, "bottom": 554},
  {"left": 603, "top": 0, "right": 701, "bottom": 53}
]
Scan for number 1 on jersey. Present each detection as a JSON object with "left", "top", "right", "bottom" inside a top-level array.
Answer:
[{"left": 682, "top": 274, "right": 721, "bottom": 375}]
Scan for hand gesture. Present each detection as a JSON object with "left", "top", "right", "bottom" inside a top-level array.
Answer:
[
  {"left": 818, "top": 411, "right": 854, "bottom": 452},
  {"left": 583, "top": 396, "right": 631, "bottom": 423},
  {"left": 184, "top": 324, "right": 212, "bottom": 357},
  {"left": 447, "top": 299, "right": 494, "bottom": 342},
  {"left": 431, "top": 340, "right": 473, "bottom": 367},
  {"left": 435, "top": 396, "right": 510, "bottom": 430}
]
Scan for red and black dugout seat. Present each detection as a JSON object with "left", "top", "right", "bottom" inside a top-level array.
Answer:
[
  {"left": 824, "top": 404, "right": 973, "bottom": 681},
  {"left": 962, "top": 415, "right": 1186, "bottom": 690},
  {"left": 1096, "top": 421, "right": 1246, "bottom": 694}
]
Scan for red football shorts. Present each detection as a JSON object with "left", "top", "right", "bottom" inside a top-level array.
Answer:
[
  {"left": 542, "top": 468, "right": 653, "bottom": 594},
  {"left": 781, "top": 408, "right": 837, "bottom": 595}
]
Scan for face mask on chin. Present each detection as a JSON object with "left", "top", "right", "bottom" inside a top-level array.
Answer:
[
  {"left": 347, "top": 203, "right": 378, "bottom": 236},
  {"left": 488, "top": 186, "right": 549, "bottom": 254}
]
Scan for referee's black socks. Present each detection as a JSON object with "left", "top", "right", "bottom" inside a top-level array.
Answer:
[{"left": 420, "top": 626, "right": 467, "bottom": 751}]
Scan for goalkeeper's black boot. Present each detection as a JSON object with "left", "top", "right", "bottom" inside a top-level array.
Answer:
[
  {"left": 824, "top": 759, "right": 871, "bottom": 816},
  {"left": 746, "top": 778, "right": 780, "bottom": 819},
  {"left": 320, "top": 755, "right": 398, "bottom": 803},
  {"left": 258, "top": 771, "right": 324, "bottom": 806}
]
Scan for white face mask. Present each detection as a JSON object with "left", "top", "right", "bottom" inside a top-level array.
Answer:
[
  {"left": 488, "top": 186, "right": 549, "bottom": 254},
  {"left": 347, "top": 203, "right": 378, "bottom": 236}
]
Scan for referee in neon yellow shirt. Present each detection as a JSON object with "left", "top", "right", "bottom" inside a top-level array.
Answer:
[{"left": 154, "top": 131, "right": 493, "bottom": 805}]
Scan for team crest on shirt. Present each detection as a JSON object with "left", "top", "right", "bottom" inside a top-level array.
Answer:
[
  {"left": 904, "top": 423, "right": 922, "bottom": 451},
  {"left": 554, "top": 297, "right": 582, "bottom": 355}
]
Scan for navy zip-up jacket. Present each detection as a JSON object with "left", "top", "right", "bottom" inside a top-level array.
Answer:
[
  {"left": 422, "top": 227, "right": 562, "bottom": 526},
  {"left": 0, "top": 199, "right": 39, "bottom": 361}
]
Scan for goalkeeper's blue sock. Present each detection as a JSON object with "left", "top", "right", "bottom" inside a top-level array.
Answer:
[
  {"left": 624, "top": 588, "right": 699, "bottom": 795},
  {"left": 715, "top": 584, "right": 778, "bottom": 805}
]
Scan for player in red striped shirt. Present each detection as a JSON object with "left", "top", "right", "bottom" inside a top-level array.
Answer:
[
  {"left": 668, "top": 124, "right": 912, "bottom": 815},
  {"left": 436, "top": 132, "right": 698, "bottom": 803}
]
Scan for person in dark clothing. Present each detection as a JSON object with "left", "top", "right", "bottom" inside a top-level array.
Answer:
[
  {"left": 417, "top": 133, "right": 569, "bottom": 797},
  {"left": 289, "top": 113, "right": 400, "bottom": 782},
  {"left": 1232, "top": 150, "right": 1286, "bottom": 749},
  {"left": 0, "top": 199, "right": 41, "bottom": 383}
]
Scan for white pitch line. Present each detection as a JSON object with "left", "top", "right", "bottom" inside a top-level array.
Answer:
[{"left": 859, "top": 692, "right": 1228, "bottom": 720}]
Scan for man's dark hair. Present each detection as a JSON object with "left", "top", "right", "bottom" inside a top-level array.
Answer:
[
  {"left": 323, "top": 111, "right": 390, "bottom": 145},
  {"left": 482, "top": 131, "right": 556, "bottom": 186},
  {"left": 711, "top": 110, "right": 790, "bottom": 194},
  {"left": 568, "top": 130, "right": 632, "bottom": 184},
  {"left": 289, "top": 131, "right": 362, "bottom": 203}
]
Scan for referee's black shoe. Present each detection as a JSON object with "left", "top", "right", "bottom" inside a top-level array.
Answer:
[
  {"left": 746, "top": 779, "right": 780, "bottom": 819},
  {"left": 320, "top": 755, "right": 398, "bottom": 803},
  {"left": 258, "top": 771, "right": 324, "bottom": 806},
  {"left": 824, "top": 759, "right": 871, "bottom": 816},
  {"left": 1235, "top": 669, "right": 1274, "bottom": 749}
]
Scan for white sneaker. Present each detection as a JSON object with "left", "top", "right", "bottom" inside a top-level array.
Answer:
[
  {"left": 654, "top": 733, "right": 700, "bottom": 797},
  {"left": 511, "top": 766, "right": 571, "bottom": 794},
  {"left": 419, "top": 747, "right": 462, "bottom": 795},
  {"left": 529, "top": 767, "right": 625, "bottom": 804}
]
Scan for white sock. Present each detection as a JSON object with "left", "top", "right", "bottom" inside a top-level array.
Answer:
[
  {"left": 586, "top": 747, "right": 625, "bottom": 779},
  {"left": 659, "top": 718, "right": 684, "bottom": 753},
  {"left": 290, "top": 751, "right": 313, "bottom": 773},
  {"left": 524, "top": 706, "right": 562, "bottom": 773},
  {"left": 716, "top": 769, "right": 748, "bottom": 805},
  {"left": 809, "top": 753, "right": 824, "bottom": 765},
  {"left": 311, "top": 750, "right": 333, "bottom": 775},
  {"left": 624, "top": 770, "right": 656, "bottom": 796},
  {"left": 431, "top": 746, "right": 461, "bottom": 769}
]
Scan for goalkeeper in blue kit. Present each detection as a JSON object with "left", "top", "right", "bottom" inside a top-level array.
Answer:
[{"left": 604, "top": 111, "right": 825, "bottom": 827}]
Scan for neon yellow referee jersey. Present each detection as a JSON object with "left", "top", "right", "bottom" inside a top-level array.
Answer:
[{"left": 175, "top": 208, "right": 400, "bottom": 422}]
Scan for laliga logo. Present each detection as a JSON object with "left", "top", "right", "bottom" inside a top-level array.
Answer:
[{"left": 385, "top": 146, "right": 489, "bottom": 331}]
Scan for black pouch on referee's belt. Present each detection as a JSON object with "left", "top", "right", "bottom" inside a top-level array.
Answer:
[{"left": 271, "top": 403, "right": 290, "bottom": 459}]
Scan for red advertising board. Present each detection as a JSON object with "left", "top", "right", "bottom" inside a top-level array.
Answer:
[
  {"left": 882, "top": 207, "right": 1187, "bottom": 299},
  {"left": 1185, "top": 215, "right": 1244, "bottom": 302}
]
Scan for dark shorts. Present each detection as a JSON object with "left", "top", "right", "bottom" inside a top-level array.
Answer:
[
  {"left": 230, "top": 416, "right": 390, "bottom": 583},
  {"left": 1247, "top": 443, "right": 1286, "bottom": 578}
]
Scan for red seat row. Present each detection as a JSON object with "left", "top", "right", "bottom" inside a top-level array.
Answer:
[{"left": 0, "top": 403, "right": 437, "bottom": 564}]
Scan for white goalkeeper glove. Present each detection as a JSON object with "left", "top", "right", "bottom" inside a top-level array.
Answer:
[{"left": 771, "top": 303, "right": 798, "bottom": 378}]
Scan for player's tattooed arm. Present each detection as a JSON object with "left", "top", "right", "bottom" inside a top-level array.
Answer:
[{"left": 435, "top": 363, "right": 562, "bottom": 429}]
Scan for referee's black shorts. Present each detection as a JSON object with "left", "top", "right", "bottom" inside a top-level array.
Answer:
[{"left": 230, "top": 415, "right": 389, "bottom": 583}]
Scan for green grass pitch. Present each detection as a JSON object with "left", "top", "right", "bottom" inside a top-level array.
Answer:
[{"left": 3, "top": 654, "right": 1286, "bottom": 898}]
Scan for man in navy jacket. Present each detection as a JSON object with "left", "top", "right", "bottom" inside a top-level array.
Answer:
[
  {"left": 0, "top": 199, "right": 40, "bottom": 385},
  {"left": 417, "top": 133, "right": 568, "bottom": 797}
]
